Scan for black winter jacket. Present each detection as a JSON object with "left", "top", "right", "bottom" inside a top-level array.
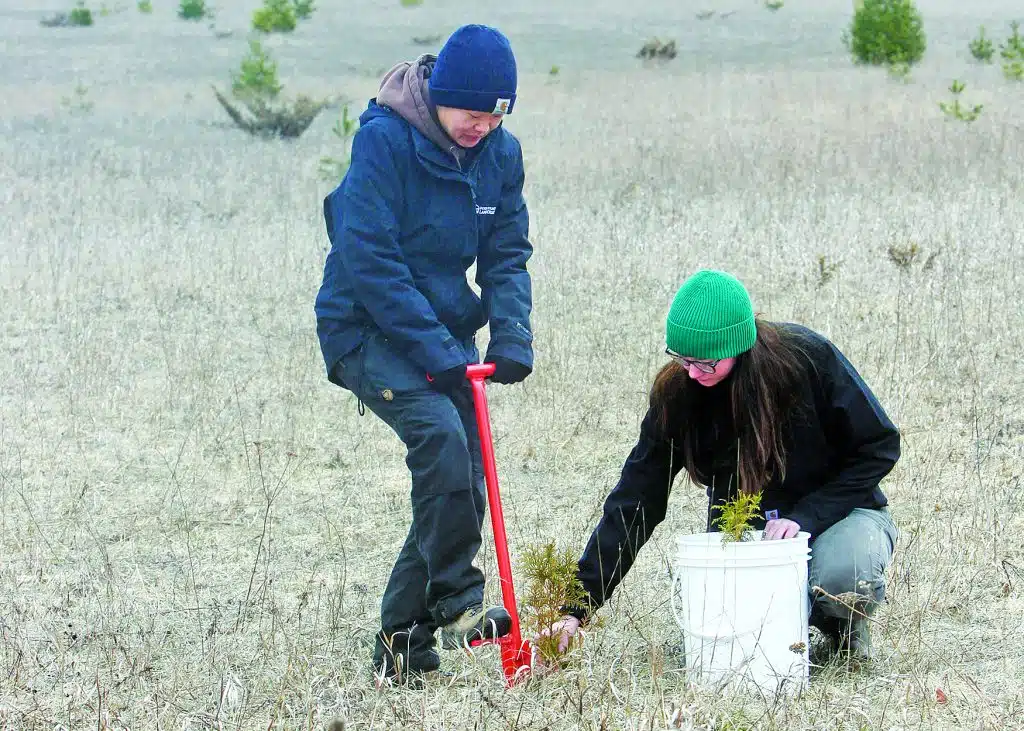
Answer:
[{"left": 569, "top": 323, "right": 900, "bottom": 620}]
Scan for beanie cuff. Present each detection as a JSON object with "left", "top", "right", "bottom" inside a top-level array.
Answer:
[
  {"left": 666, "top": 316, "right": 757, "bottom": 360},
  {"left": 429, "top": 86, "right": 516, "bottom": 115}
]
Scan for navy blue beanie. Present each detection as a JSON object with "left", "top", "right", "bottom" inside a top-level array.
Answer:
[{"left": 429, "top": 24, "right": 517, "bottom": 115}]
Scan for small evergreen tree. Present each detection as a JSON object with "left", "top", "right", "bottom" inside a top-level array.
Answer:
[
  {"left": 1000, "top": 21, "right": 1024, "bottom": 81},
  {"left": 231, "top": 40, "right": 282, "bottom": 99},
  {"left": 178, "top": 0, "right": 206, "bottom": 20},
  {"left": 252, "top": 0, "right": 296, "bottom": 33},
  {"left": 969, "top": 26, "right": 995, "bottom": 62},
  {"left": 848, "top": 0, "right": 926, "bottom": 67}
]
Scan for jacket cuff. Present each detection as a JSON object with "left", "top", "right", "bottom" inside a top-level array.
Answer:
[
  {"left": 414, "top": 334, "right": 471, "bottom": 378},
  {"left": 484, "top": 338, "right": 533, "bottom": 370},
  {"left": 560, "top": 603, "right": 591, "bottom": 623},
  {"left": 560, "top": 592, "right": 599, "bottom": 624}
]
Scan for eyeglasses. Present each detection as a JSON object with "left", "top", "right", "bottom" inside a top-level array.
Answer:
[{"left": 665, "top": 348, "right": 721, "bottom": 374}]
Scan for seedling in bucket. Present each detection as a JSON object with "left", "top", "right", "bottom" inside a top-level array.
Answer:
[
  {"left": 713, "top": 490, "right": 762, "bottom": 543},
  {"left": 672, "top": 491, "right": 811, "bottom": 696},
  {"left": 462, "top": 363, "right": 534, "bottom": 685}
]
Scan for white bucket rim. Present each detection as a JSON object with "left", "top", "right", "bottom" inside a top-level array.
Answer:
[
  {"left": 676, "top": 530, "right": 811, "bottom": 546},
  {"left": 674, "top": 530, "right": 810, "bottom": 568}
]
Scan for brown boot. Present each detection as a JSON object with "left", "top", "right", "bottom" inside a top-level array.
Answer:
[{"left": 439, "top": 604, "right": 512, "bottom": 650}]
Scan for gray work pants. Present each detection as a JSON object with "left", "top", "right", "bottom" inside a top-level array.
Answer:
[{"left": 808, "top": 507, "right": 898, "bottom": 625}]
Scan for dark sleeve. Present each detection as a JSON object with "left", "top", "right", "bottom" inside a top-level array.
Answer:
[
  {"left": 566, "top": 407, "right": 683, "bottom": 621},
  {"left": 784, "top": 340, "right": 900, "bottom": 537},
  {"left": 475, "top": 138, "right": 534, "bottom": 369},
  {"left": 330, "top": 123, "right": 467, "bottom": 376}
]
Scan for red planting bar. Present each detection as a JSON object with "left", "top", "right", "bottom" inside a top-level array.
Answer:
[{"left": 464, "top": 362, "right": 533, "bottom": 686}]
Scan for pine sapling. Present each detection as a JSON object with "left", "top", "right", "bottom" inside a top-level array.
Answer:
[
  {"left": 319, "top": 104, "right": 357, "bottom": 180},
  {"left": 1000, "top": 21, "right": 1024, "bottom": 81},
  {"left": 939, "top": 79, "right": 983, "bottom": 122},
  {"left": 520, "top": 540, "right": 589, "bottom": 666},
  {"left": 969, "top": 26, "right": 994, "bottom": 62},
  {"left": 712, "top": 491, "right": 763, "bottom": 543}
]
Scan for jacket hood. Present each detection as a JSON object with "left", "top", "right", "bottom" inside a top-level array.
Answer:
[{"left": 375, "top": 54, "right": 464, "bottom": 164}]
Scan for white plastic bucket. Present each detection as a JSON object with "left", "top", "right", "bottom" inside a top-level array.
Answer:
[{"left": 671, "top": 530, "right": 811, "bottom": 696}]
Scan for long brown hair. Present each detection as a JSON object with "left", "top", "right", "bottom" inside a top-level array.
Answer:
[{"left": 651, "top": 319, "right": 809, "bottom": 494}]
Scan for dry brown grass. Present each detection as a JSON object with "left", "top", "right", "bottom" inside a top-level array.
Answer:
[{"left": 1, "top": 0, "right": 1023, "bottom": 728}]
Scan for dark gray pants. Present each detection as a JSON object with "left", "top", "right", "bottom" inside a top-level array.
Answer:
[
  {"left": 331, "top": 331, "right": 486, "bottom": 662},
  {"left": 808, "top": 507, "right": 897, "bottom": 624}
]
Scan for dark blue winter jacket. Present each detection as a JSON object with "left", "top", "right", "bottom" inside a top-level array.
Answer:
[{"left": 315, "top": 100, "right": 533, "bottom": 382}]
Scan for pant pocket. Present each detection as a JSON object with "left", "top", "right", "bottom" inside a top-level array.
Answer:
[
  {"left": 361, "top": 332, "right": 479, "bottom": 397},
  {"left": 360, "top": 333, "right": 434, "bottom": 395},
  {"left": 329, "top": 345, "right": 366, "bottom": 392}
]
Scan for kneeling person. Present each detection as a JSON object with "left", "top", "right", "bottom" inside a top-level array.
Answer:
[{"left": 553, "top": 270, "right": 900, "bottom": 663}]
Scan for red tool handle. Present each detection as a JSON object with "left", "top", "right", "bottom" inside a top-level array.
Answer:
[
  {"left": 465, "top": 363, "right": 496, "bottom": 379},
  {"left": 465, "top": 363, "right": 533, "bottom": 685}
]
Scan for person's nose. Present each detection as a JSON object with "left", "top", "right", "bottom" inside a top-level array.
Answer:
[{"left": 687, "top": 364, "right": 703, "bottom": 379}]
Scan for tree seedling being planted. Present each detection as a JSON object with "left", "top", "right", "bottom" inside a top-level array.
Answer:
[{"left": 520, "top": 540, "right": 589, "bottom": 667}]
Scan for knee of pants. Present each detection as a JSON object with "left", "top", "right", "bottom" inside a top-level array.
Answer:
[
  {"left": 402, "top": 409, "right": 474, "bottom": 496},
  {"left": 810, "top": 553, "right": 887, "bottom": 616}
]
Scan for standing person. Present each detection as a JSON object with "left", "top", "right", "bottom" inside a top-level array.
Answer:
[
  {"left": 314, "top": 24, "right": 534, "bottom": 685},
  {"left": 550, "top": 270, "right": 900, "bottom": 662}
]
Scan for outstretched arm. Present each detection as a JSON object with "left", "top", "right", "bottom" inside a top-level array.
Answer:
[{"left": 568, "top": 408, "right": 683, "bottom": 620}]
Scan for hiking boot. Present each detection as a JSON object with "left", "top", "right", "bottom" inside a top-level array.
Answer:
[
  {"left": 811, "top": 615, "right": 873, "bottom": 664},
  {"left": 842, "top": 617, "right": 874, "bottom": 661},
  {"left": 372, "top": 629, "right": 441, "bottom": 688},
  {"left": 439, "top": 604, "right": 512, "bottom": 650}
]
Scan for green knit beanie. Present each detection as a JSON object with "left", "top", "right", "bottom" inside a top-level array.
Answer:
[{"left": 665, "top": 270, "right": 757, "bottom": 359}]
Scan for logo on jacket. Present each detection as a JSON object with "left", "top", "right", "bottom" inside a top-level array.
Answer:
[{"left": 475, "top": 205, "right": 496, "bottom": 215}]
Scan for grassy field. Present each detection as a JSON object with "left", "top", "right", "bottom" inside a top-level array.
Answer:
[{"left": 1, "top": 0, "right": 1023, "bottom": 728}]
